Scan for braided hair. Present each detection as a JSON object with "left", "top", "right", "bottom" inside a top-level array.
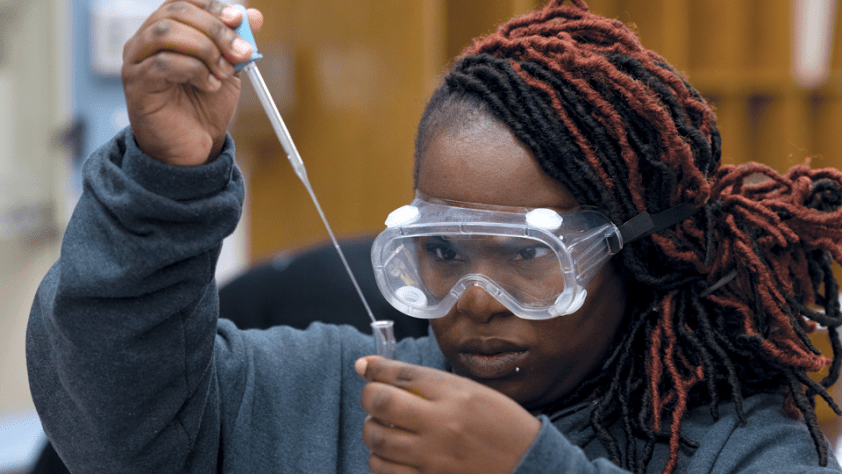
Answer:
[{"left": 414, "top": 1, "right": 842, "bottom": 472}]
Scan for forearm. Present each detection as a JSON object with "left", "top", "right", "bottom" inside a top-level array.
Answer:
[{"left": 26, "top": 127, "right": 244, "bottom": 473}]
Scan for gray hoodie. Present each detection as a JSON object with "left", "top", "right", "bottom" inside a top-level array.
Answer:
[{"left": 26, "top": 128, "right": 841, "bottom": 473}]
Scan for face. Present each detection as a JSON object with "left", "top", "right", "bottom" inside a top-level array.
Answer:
[{"left": 417, "top": 116, "right": 628, "bottom": 412}]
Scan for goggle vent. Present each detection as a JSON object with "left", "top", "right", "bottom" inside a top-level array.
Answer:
[
  {"left": 385, "top": 205, "right": 420, "bottom": 228},
  {"left": 525, "top": 208, "right": 562, "bottom": 230}
]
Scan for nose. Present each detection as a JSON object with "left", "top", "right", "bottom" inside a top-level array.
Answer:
[{"left": 454, "top": 284, "right": 510, "bottom": 323}]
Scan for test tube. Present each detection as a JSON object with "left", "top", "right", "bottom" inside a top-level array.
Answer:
[{"left": 371, "top": 320, "right": 396, "bottom": 360}]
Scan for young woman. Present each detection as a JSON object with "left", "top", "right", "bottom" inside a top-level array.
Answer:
[{"left": 28, "top": 1, "right": 842, "bottom": 473}]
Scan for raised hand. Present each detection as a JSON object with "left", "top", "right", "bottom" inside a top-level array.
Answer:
[
  {"left": 121, "top": 0, "right": 263, "bottom": 166},
  {"left": 356, "top": 356, "right": 541, "bottom": 474}
]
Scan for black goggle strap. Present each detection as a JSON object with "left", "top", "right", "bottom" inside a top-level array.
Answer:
[
  {"left": 617, "top": 203, "right": 699, "bottom": 245},
  {"left": 615, "top": 203, "right": 739, "bottom": 297}
]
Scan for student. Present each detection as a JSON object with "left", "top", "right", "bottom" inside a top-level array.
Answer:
[{"left": 27, "top": 0, "right": 842, "bottom": 473}]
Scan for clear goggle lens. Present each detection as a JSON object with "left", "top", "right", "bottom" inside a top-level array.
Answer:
[{"left": 372, "top": 196, "right": 623, "bottom": 320}]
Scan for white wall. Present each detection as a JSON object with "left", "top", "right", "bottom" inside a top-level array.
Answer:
[
  {"left": 0, "top": 241, "right": 60, "bottom": 413},
  {"left": 0, "top": 1, "right": 71, "bottom": 471},
  {"left": 0, "top": 0, "right": 72, "bottom": 420}
]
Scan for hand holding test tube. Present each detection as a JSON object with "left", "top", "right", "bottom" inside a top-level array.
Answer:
[{"left": 230, "top": 4, "right": 396, "bottom": 359}]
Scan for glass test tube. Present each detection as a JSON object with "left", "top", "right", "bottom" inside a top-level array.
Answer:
[{"left": 371, "top": 320, "right": 396, "bottom": 360}]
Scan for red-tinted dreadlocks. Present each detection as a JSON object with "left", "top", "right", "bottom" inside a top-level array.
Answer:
[{"left": 414, "top": 1, "right": 842, "bottom": 473}]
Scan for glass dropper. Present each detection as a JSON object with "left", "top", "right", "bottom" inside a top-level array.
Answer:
[{"left": 230, "top": 4, "right": 395, "bottom": 358}]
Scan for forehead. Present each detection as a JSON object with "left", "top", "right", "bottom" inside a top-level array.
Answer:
[{"left": 415, "top": 117, "right": 577, "bottom": 210}]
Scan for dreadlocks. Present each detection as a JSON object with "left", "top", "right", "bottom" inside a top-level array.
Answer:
[{"left": 414, "top": 1, "right": 842, "bottom": 472}]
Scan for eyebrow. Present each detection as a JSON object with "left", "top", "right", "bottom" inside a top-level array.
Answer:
[{"left": 425, "top": 235, "right": 543, "bottom": 253}]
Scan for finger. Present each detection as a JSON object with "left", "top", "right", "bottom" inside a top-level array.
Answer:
[
  {"left": 137, "top": 0, "right": 228, "bottom": 36},
  {"left": 126, "top": 2, "right": 252, "bottom": 75},
  {"left": 369, "top": 453, "right": 419, "bottom": 474},
  {"left": 126, "top": 19, "right": 235, "bottom": 83},
  {"left": 133, "top": 2, "right": 250, "bottom": 67},
  {"left": 154, "top": 0, "right": 229, "bottom": 20},
  {"left": 357, "top": 356, "right": 452, "bottom": 400},
  {"left": 362, "top": 416, "right": 422, "bottom": 467},
  {"left": 131, "top": 51, "right": 222, "bottom": 93},
  {"left": 246, "top": 8, "right": 263, "bottom": 31},
  {"left": 219, "top": 5, "right": 263, "bottom": 31},
  {"left": 360, "top": 382, "right": 427, "bottom": 433}
]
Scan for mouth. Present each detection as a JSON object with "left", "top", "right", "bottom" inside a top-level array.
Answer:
[{"left": 455, "top": 339, "right": 528, "bottom": 380}]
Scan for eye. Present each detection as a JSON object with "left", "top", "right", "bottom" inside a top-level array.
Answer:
[
  {"left": 427, "top": 245, "right": 456, "bottom": 260},
  {"left": 426, "top": 242, "right": 460, "bottom": 261},
  {"left": 514, "top": 245, "right": 552, "bottom": 260}
]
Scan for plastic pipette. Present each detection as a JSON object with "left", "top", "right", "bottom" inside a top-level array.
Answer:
[{"left": 231, "top": 5, "right": 395, "bottom": 358}]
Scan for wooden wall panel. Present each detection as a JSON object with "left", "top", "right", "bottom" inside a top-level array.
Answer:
[
  {"left": 236, "top": 1, "right": 435, "bottom": 259},
  {"left": 237, "top": 0, "right": 842, "bottom": 273},
  {"left": 237, "top": 0, "right": 842, "bottom": 260},
  {"left": 237, "top": 0, "right": 542, "bottom": 261},
  {"left": 445, "top": 1, "right": 512, "bottom": 60}
]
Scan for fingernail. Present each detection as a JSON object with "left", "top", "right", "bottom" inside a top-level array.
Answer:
[
  {"left": 355, "top": 358, "right": 368, "bottom": 376},
  {"left": 232, "top": 37, "right": 252, "bottom": 58},
  {"left": 208, "top": 74, "right": 222, "bottom": 91},
  {"left": 218, "top": 57, "right": 231, "bottom": 76},
  {"left": 221, "top": 6, "right": 240, "bottom": 23}
]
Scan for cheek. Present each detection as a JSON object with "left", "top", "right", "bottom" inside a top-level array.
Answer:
[
  {"left": 429, "top": 316, "right": 479, "bottom": 365},
  {"left": 531, "top": 266, "right": 628, "bottom": 377},
  {"left": 429, "top": 319, "right": 455, "bottom": 350},
  {"left": 429, "top": 319, "right": 463, "bottom": 369},
  {"left": 417, "top": 256, "right": 451, "bottom": 299},
  {"left": 532, "top": 315, "right": 605, "bottom": 363},
  {"left": 541, "top": 270, "right": 626, "bottom": 361}
]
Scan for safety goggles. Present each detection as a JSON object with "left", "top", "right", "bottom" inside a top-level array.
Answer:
[{"left": 371, "top": 192, "right": 625, "bottom": 320}]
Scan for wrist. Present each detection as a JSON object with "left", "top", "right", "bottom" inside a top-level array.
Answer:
[{"left": 123, "top": 129, "right": 238, "bottom": 201}]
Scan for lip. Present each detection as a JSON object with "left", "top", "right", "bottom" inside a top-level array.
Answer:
[{"left": 455, "top": 339, "right": 528, "bottom": 380}]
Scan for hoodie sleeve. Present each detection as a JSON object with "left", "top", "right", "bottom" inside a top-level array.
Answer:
[
  {"left": 513, "top": 417, "right": 632, "bottom": 474},
  {"left": 26, "top": 127, "right": 244, "bottom": 473}
]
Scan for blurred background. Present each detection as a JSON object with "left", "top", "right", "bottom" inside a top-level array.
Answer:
[{"left": 2, "top": 0, "right": 842, "bottom": 472}]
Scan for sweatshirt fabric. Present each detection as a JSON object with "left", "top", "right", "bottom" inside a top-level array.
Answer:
[{"left": 27, "top": 128, "right": 842, "bottom": 473}]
